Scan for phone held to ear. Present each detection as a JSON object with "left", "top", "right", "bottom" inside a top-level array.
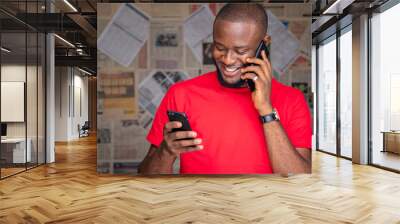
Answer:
[{"left": 245, "top": 40, "right": 270, "bottom": 92}]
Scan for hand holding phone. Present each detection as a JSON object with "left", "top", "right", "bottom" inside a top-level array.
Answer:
[
  {"left": 245, "top": 40, "right": 270, "bottom": 92},
  {"left": 240, "top": 39, "right": 274, "bottom": 115},
  {"left": 163, "top": 110, "right": 203, "bottom": 155},
  {"left": 167, "top": 111, "right": 192, "bottom": 132}
]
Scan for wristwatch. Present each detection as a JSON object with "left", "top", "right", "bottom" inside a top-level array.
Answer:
[{"left": 260, "top": 108, "right": 280, "bottom": 124}]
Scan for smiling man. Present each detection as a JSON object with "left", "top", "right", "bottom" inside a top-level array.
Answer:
[{"left": 139, "top": 3, "right": 312, "bottom": 174}]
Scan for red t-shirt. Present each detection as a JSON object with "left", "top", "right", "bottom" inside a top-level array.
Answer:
[{"left": 147, "top": 71, "right": 312, "bottom": 174}]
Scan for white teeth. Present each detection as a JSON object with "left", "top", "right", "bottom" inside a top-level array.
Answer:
[{"left": 225, "top": 67, "right": 239, "bottom": 72}]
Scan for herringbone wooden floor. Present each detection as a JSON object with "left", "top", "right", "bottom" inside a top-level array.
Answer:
[{"left": 1, "top": 135, "right": 400, "bottom": 224}]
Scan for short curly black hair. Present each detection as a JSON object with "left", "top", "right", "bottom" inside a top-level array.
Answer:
[{"left": 214, "top": 3, "right": 268, "bottom": 36}]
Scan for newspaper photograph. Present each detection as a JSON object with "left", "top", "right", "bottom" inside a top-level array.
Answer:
[
  {"left": 138, "top": 70, "right": 188, "bottom": 116},
  {"left": 97, "top": 3, "right": 150, "bottom": 67},
  {"left": 183, "top": 5, "right": 215, "bottom": 63},
  {"left": 202, "top": 42, "right": 214, "bottom": 65},
  {"left": 112, "top": 120, "right": 146, "bottom": 160},
  {"left": 98, "top": 71, "right": 136, "bottom": 118},
  {"left": 267, "top": 10, "right": 300, "bottom": 74},
  {"left": 150, "top": 21, "right": 183, "bottom": 69}
]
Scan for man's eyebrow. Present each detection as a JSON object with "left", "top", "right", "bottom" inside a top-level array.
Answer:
[
  {"left": 214, "top": 41, "right": 249, "bottom": 49},
  {"left": 234, "top": 46, "right": 250, "bottom": 50},
  {"left": 214, "top": 41, "right": 225, "bottom": 46}
]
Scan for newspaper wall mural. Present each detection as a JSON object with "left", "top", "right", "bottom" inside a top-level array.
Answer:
[{"left": 97, "top": 3, "right": 312, "bottom": 174}]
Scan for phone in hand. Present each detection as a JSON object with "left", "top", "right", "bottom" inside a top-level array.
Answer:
[
  {"left": 167, "top": 110, "right": 192, "bottom": 132},
  {"left": 245, "top": 40, "right": 270, "bottom": 92}
]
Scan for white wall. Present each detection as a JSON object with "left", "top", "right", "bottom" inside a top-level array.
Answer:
[
  {"left": 54, "top": 67, "right": 89, "bottom": 141},
  {"left": 1, "top": 65, "right": 26, "bottom": 81},
  {"left": 1, "top": 64, "right": 46, "bottom": 164},
  {"left": 1, "top": 65, "right": 36, "bottom": 138},
  {"left": 1, "top": 65, "right": 26, "bottom": 130},
  {"left": 72, "top": 73, "right": 89, "bottom": 138},
  {"left": 55, "top": 67, "right": 69, "bottom": 141}
]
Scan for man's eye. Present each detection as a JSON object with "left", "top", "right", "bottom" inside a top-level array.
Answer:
[
  {"left": 216, "top": 46, "right": 225, "bottom": 51},
  {"left": 237, "top": 51, "right": 248, "bottom": 55}
]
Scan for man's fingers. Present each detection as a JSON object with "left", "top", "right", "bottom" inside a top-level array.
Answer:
[
  {"left": 164, "top": 121, "right": 182, "bottom": 134},
  {"left": 172, "top": 138, "right": 202, "bottom": 148},
  {"left": 184, "top": 144, "right": 204, "bottom": 152},
  {"left": 174, "top": 145, "right": 204, "bottom": 154},
  {"left": 245, "top": 55, "right": 271, "bottom": 81},
  {"left": 241, "top": 73, "right": 261, "bottom": 91},
  {"left": 245, "top": 57, "right": 265, "bottom": 67},
  {"left": 241, "top": 73, "right": 258, "bottom": 80},
  {"left": 171, "top": 130, "right": 197, "bottom": 140},
  {"left": 240, "top": 65, "right": 265, "bottom": 81},
  {"left": 162, "top": 121, "right": 203, "bottom": 157}
]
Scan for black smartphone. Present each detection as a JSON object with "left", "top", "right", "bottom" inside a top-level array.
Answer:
[
  {"left": 246, "top": 40, "right": 270, "bottom": 92},
  {"left": 167, "top": 110, "right": 192, "bottom": 132}
]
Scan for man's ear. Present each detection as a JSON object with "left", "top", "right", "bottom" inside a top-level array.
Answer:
[{"left": 264, "top": 35, "right": 271, "bottom": 45}]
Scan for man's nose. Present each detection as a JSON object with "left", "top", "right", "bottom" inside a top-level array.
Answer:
[{"left": 221, "top": 51, "right": 236, "bottom": 65}]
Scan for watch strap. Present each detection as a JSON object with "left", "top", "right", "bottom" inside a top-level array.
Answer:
[{"left": 260, "top": 109, "right": 279, "bottom": 124}]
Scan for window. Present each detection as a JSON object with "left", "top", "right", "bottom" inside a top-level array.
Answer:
[
  {"left": 0, "top": 1, "right": 47, "bottom": 179},
  {"left": 317, "top": 35, "right": 337, "bottom": 154},
  {"left": 339, "top": 27, "right": 352, "bottom": 158},
  {"left": 370, "top": 2, "right": 400, "bottom": 171}
]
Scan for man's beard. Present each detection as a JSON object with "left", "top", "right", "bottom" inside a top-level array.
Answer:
[{"left": 215, "top": 60, "right": 246, "bottom": 89}]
